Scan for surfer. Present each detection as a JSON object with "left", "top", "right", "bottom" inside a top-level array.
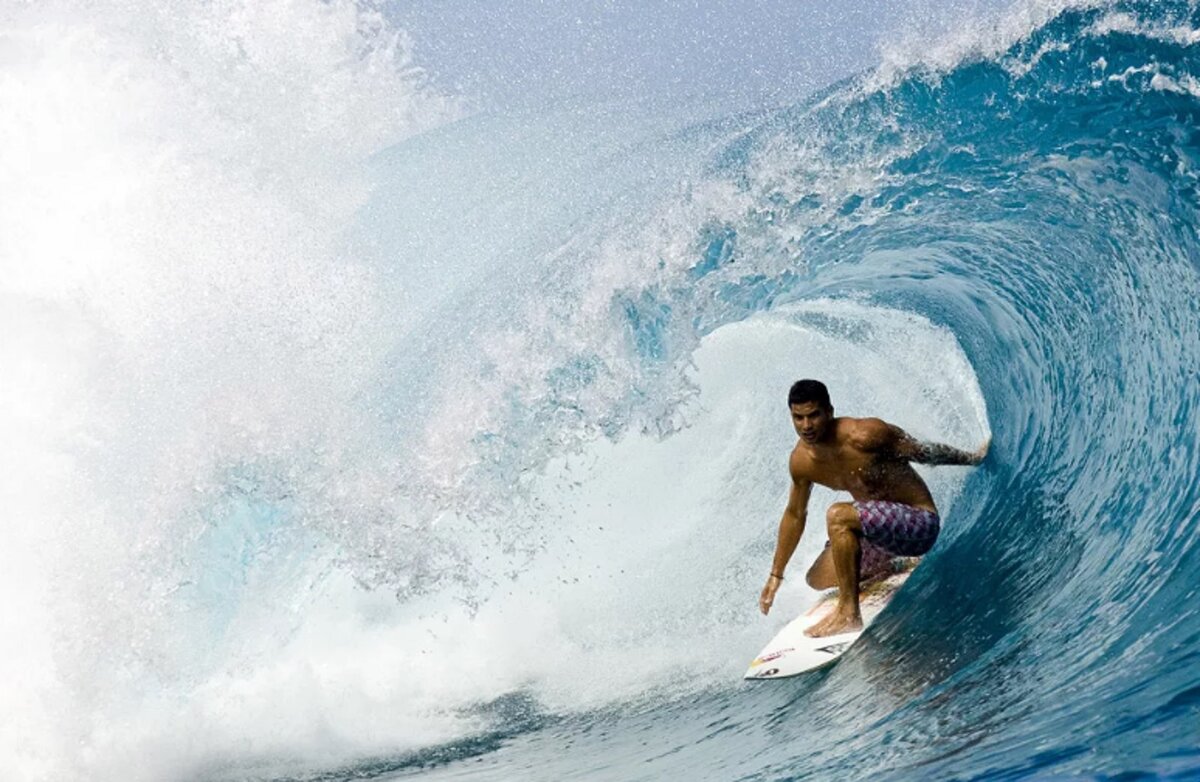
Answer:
[{"left": 758, "top": 379, "right": 988, "bottom": 638}]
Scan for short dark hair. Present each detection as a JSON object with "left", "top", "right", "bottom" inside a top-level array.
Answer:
[{"left": 788, "top": 379, "right": 831, "bottom": 409}]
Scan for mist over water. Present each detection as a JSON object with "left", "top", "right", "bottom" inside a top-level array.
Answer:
[{"left": 4, "top": 0, "right": 1200, "bottom": 780}]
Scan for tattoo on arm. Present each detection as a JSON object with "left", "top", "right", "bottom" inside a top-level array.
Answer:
[{"left": 911, "top": 441, "right": 978, "bottom": 466}]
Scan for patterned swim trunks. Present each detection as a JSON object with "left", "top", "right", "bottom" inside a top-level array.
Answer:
[{"left": 854, "top": 500, "right": 941, "bottom": 558}]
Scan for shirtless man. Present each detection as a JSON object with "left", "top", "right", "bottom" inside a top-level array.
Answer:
[{"left": 758, "top": 379, "right": 988, "bottom": 638}]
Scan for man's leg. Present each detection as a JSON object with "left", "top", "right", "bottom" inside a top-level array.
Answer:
[
  {"left": 806, "top": 547, "right": 836, "bottom": 590},
  {"left": 808, "top": 540, "right": 894, "bottom": 589},
  {"left": 805, "top": 502, "right": 864, "bottom": 637}
]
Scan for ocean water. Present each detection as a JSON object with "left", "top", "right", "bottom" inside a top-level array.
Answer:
[{"left": 3, "top": 1, "right": 1200, "bottom": 780}]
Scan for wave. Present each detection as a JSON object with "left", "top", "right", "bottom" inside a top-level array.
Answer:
[{"left": 4, "top": 0, "right": 1200, "bottom": 779}]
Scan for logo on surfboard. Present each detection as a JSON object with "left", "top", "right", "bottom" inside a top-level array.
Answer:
[{"left": 750, "top": 648, "right": 795, "bottom": 666}]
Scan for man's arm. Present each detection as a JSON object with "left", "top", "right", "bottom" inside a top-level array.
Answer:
[
  {"left": 890, "top": 424, "right": 989, "bottom": 466},
  {"left": 759, "top": 477, "right": 812, "bottom": 615}
]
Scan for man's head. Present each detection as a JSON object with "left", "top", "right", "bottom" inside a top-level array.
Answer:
[{"left": 788, "top": 379, "right": 833, "bottom": 444}]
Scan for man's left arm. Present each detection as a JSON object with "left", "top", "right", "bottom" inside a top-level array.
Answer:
[
  {"left": 856, "top": 419, "right": 988, "bottom": 465},
  {"left": 892, "top": 425, "right": 989, "bottom": 466}
]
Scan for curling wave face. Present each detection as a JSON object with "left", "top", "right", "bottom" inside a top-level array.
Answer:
[{"left": 363, "top": 1, "right": 1200, "bottom": 778}]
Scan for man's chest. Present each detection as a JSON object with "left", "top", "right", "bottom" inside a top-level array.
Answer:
[{"left": 793, "top": 450, "right": 887, "bottom": 492}]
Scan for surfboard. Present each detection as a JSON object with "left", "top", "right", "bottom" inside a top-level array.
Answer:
[{"left": 744, "top": 559, "right": 918, "bottom": 680}]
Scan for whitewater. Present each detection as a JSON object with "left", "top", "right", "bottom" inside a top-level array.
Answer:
[{"left": 2, "top": 0, "right": 1199, "bottom": 780}]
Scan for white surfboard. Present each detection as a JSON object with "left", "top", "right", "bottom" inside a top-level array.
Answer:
[{"left": 745, "top": 562, "right": 917, "bottom": 680}]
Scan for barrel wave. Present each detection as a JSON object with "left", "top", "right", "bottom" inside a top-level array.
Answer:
[
  {"left": 385, "top": 3, "right": 1200, "bottom": 778},
  {"left": 351, "top": 2, "right": 1200, "bottom": 779},
  {"left": 4, "top": 1, "right": 1200, "bottom": 780}
]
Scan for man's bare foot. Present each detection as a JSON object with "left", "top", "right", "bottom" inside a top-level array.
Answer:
[{"left": 805, "top": 609, "right": 863, "bottom": 638}]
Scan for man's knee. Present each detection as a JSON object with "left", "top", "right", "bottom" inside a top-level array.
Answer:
[{"left": 826, "top": 502, "right": 858, "bottom": 534}]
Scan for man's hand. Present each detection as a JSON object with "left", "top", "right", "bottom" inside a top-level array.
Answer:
[
  {"left": 971, "top": 437, "right": 992, "bottom": 465},
  {"left": 759, "top": 574, "right": 783, "bottom": 615}
]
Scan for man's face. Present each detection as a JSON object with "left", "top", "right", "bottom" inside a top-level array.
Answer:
[{"left": 790, "top": 401, "right": 832, "bottom": 444}]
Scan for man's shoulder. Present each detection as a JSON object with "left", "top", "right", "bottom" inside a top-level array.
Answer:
[
  {"left": 841, "top": 416, "right": 895, "bottom": 450},
  {"left": 788, "top": 443, "right": 816, "bottom": 476}
]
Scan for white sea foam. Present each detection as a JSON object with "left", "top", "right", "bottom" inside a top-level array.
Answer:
[
  {"left": 1087, "top": 11, "right": 1200, "bottom": 47},
  {"left": 1149, "top": 71, "right": 1200, "bottom": 98},
  {"left": 859, "top": 0, "right": 1101, "bottom": 94},
  {"left": 65, "top": 299, "right": 984, "bottom": 781},
  {"left": 865, "top": 0, "right": 1200, "bottom": 97},
  {"left": 1, "top": 1, "right": 456, "bottom": 778}
]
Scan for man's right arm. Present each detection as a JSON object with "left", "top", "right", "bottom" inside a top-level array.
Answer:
[
  {"left": 759, "top": 477, "right": 812, "bottom": 615},
  {"left": 771, "top": 478, "right": 811, "bottom": 577}
]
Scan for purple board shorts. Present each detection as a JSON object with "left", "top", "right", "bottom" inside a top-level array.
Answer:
[{"left": 846, "top": 500, "right": 941, "bottom": 579}]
